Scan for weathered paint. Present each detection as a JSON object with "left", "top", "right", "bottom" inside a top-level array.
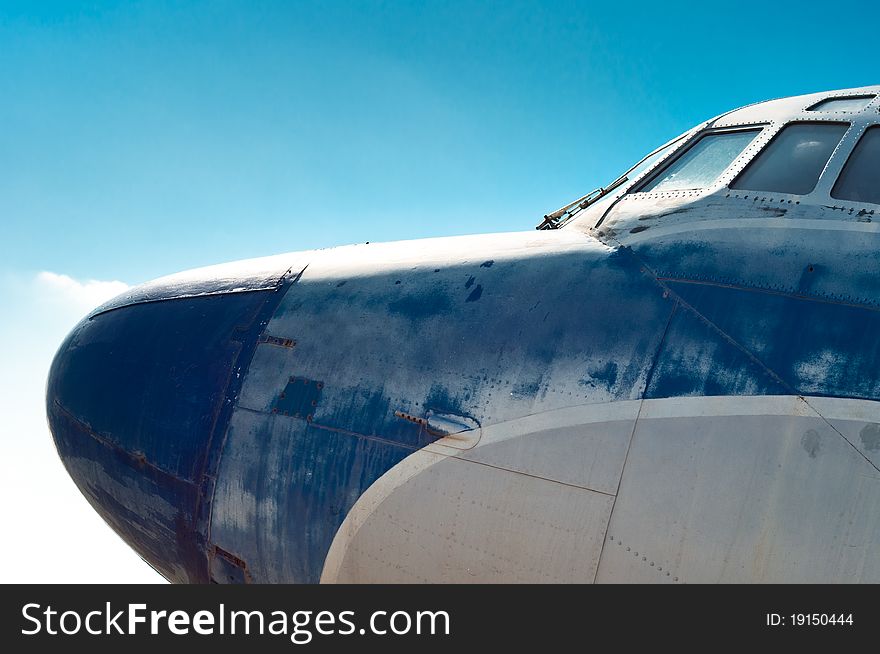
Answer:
[
  {"left": 209, "top": 409, "right": 413, "bottom": 583},
  {"left": 46, "top": 85, "right": 880, "bottom": 583},
  {"left": 206, "top": 231, "right": 675, "bottom": 582},
  {"left": 47, "top": 257, "right": 302, "bottom": 582},
  {"left": 273, "top": 377, "right": 323, "bottom": 420},
  {"left": 663, "top": 281, "right": 880, "bottom": 399}
]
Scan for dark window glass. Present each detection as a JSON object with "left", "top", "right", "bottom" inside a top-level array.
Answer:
[
  {"left": 831, "top": 126, "right": 880, "bottom": 205},
  {"left": 637, "top": 130, "right": 759, "bottom": 193},
  {"left": 731, "top": 123, "right": 848, "bottom": 195},
  {"left": 808, "top": 96, "right": 875, "bottom": 113}
]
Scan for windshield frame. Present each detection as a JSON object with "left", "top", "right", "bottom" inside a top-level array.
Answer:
[{"left": 631, "top": 126, "right": 764, "bottom": 195}]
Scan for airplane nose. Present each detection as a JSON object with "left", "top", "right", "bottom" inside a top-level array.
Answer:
[{"left": 46, "top": 264, "right": 294, "bottom": 582}]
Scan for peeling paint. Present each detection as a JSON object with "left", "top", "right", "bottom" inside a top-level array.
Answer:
[{"left": 582, "top": 361, "right": 620, "bottom": 390}]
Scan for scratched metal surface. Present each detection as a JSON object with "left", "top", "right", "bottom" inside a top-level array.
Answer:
[
  {"left": 46, "top": 85, "right": 880, "bottom": 583},
  {"left": 208, "top": 229, "right": 674, "bottom": 582}
]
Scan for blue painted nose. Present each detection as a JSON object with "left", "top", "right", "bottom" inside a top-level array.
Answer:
[{"left": 46, "top": 287, "right": 281, "bottom": 582}]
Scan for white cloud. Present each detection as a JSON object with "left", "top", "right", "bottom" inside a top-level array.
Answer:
[
  {"left": 33, "top": 270, "right": 129, "bottom": 317},
  {"left": 0, "top": 271, "right": 164, "bottom": 583}
]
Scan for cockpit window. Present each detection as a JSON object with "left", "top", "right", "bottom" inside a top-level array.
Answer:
[
  {"left": 623, "top": 136, "right": 686, "bottom": 184},
  {"left": 730, "top": 122, "right": 848, "bottom": 195},
  {"left": 807, "top": 96, "right": 875, "bottom": 113},
  {"left": 636, "top": 129, "right": 760, "bottom": 193},
  {"left": 831, "top": 126, "right": 880, "bottom": 205}
]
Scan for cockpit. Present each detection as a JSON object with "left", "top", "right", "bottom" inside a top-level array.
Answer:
[{"left": 540, "top": 86, "right": 880, "bottom": 234}]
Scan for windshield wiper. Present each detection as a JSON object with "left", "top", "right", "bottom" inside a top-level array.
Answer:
[{"left": 536, "top": 173, "right": 628, "bottom": 230}]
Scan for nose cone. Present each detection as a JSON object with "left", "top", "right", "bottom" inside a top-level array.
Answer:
[{"left": 46, "top": 283, "right": 284, "bottom": 582}]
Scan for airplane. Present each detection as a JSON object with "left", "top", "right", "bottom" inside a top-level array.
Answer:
[{"left": 47, "top": 86, "right": 880, "bottom": 583}]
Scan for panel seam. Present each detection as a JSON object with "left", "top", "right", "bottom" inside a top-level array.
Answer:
[{"left": 592, "top": 298, "right": 678, "bottom": 583}]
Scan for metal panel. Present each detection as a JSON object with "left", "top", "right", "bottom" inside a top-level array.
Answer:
[
  {"left": 826, "top": 418, "right": 880, "bottom": 470},
  {"left": 665, "top": 280, "right": 880, "bottom": 400},
  {"left": 48, "top": 406, "right": 199, "bottom": 583},
  {"left": 272, "top": 376, "right": 323, "bottom": 420},
  {"left": 626, "top": 218, "right": 880, "bottom": 309},
  {"left": 209, "top": 408, "right": 412, "bottom": 583},
  {"left": 713, "top": 86, "right": 880, "bottom": 128},
  {"left": 460, "top": 420, "right": 634, "bottom": 494},
  {"left": 250, "top": 232, "right": 673, "bottom": 447},
  {"left": 49, "top": 292, "right": 265, "bottom": 480},
  {"left": 46, "top": 292, "right": 277, "bottom": 582},
  {"left": 596, "top": 404, "right": 880, "bottom": 583},
  {"left": 331, "top": 456, "right": 614, "bottom": 583},
  {"left": 807, "top": 396, "right": 880, "bottom": 470},
  {"left": 46, "top": 266, "right": 303, "bottom": 582},
  {"left": 645, "top": 302, "right": 788, "bottom": 399},
  {"left": 206, "top": 230, "right": 677, "bottom": 582}
]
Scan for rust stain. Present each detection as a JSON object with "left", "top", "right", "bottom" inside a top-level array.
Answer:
[
  {"left": 394, "top": 410, "right": 428, "bottom": 427},
  {"left": 260, "top": 335, "right": 296, "bottom": 348}
]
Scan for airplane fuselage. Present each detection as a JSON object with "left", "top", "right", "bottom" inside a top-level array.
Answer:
[{"left": 47, "top": 86, "right": 880, "bottom": 583}]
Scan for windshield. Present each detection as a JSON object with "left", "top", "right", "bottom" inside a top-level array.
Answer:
[
  {"left": 638, "top": 130, "right": 760, "bottom": 193},
  {"left": 622, "top": 136, "right": 687, "bottom": 185}
]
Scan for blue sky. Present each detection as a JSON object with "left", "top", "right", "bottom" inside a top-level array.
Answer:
[
  {"left": 1, "top": 1, "right": 877, "bottom": 582},
  {"left": 3, "top": 0, "right": 878, "bottom": 282}
]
